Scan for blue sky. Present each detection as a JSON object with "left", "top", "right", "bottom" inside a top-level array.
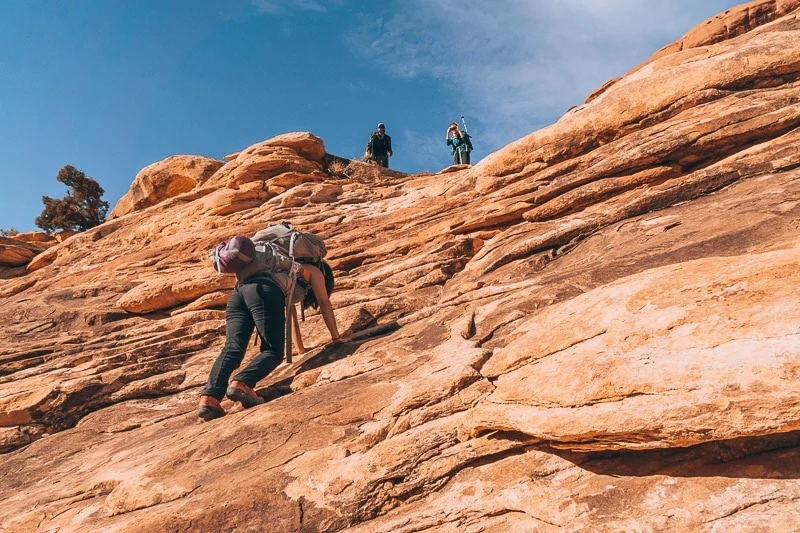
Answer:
[{"left": 0, "top": 0, "right": 741, "bottom": 232}]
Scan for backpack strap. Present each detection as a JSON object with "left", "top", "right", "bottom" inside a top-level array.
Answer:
[
  {"left": 284, "top": 231, "right": 300, "bottom": 363},
  {"left": 211, "top": 245, "right": 224, "bottom": 274},
  {"left": 284, "top": 261, "right": 300, "bottom": 364}
]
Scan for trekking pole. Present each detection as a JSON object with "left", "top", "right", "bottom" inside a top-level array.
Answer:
[{"left": 459, "top": 116, "right": 470, "bottom": 164}]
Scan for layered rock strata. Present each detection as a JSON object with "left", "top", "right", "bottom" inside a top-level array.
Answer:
[{"left": 1, "top": 4, "right": 799, "bottom": 532}]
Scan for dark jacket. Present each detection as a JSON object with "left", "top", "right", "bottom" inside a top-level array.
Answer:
[{"left": 368, "top": 132, "right": 392, "bottom": 156}]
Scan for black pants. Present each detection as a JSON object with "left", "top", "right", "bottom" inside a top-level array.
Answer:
[
  {"left": 454, "top": 151, "right": 470, "bottom": 165},
  {"left": 202, "top": 279, "right": 285, "bottom": 400},
  {"left": 374, "top": 154, "right": 389, "bottom": 168}
]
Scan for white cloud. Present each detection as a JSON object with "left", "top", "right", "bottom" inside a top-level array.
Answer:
[{"left": 349, "top": 0, "right": 739, "bottom": 158}]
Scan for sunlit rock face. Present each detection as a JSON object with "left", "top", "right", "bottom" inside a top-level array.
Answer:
[
  {"left": 0, "top": 232, "right": 56, "bottom": 271},
  {"left": 2, "top": 2, "right": 800, "bottom": 531},
  {"left": 108, "top": 155, "right": 224, "bottom": 219}
]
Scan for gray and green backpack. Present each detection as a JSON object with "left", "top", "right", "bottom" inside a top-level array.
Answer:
[
  {"left": 250, "top": 222, "right": 327, "bottom": 363},
  {"left": 251, "top": 221, "right": 327, "bottom": 263}
]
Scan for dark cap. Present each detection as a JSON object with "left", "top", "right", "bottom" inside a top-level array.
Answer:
[{"left": 377, "top": 123, "right": 385, "bottom": 129}]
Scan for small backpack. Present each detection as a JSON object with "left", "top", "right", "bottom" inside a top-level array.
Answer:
[
  {"left": 251, "top": 222, "right": 326, "bottom": 262},
  {"left": 209, "top": 236, "right": 256, "bottom": 274}
]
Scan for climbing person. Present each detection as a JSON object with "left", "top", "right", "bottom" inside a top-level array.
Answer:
[
  {"left": 198, "top": 233, "right": 340, "bottom": 421},
  {"left": 366, "top": 122, "right": 393, "bottom": 168},
  {"left": 446, "top": 121, "right": 473, "bottom": 165}
]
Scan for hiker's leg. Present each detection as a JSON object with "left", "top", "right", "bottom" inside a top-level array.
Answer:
[
  {"left": 378, "top": 155, "right": 389, "bottom": 168},
  {"left": 463, "top": 152, "right": 471, "bottom": 164},
  {"left": 232, "top": 280, "right": 285, "bottom": 388},
  {"left": 202, "top": 288, "right": 254, "bottom": 400}
]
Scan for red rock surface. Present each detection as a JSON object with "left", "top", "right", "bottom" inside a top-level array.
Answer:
[
  {"left": 0, "top": 232, "right": 57, "bottom": 271},
  {"left": 1, "top": 3, "right": 799, "bottom": 531},
  {"left": 108, "top": 155, "right": 224, "bottom": 219},
  {"left": 650, "top": 0, "right": 800, "bottom": 62}
]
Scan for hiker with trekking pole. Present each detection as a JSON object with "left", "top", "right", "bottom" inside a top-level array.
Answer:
[
  {"left": 197, "top": 223, "right": 341, "bottom": 421},
  {"left": 446, "top": 116, "right": 473, "bottom": 165}
]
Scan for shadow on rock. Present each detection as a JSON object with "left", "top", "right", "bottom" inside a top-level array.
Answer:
[
  {"left": 546, "top": 430, "right": 800, "bottom": 480},
  {"left": 256, "top": 323, "right": 400, "bottom": 403}
]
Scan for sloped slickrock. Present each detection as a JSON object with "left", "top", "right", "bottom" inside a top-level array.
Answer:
[
  {"left": 9, "top": 231, "right": 56, "bottom": 244},
  {"left": 1, "top": 3, "right": 800, "bottom": 532},
  {"left": 203, "top": 132, "right": 328, "bottom": 192},
  {"left": 462, "top": 247, "right": 800, "bottom": 451},
  {"left": 0, "top": 238, "right": 38, "bottom": 267},
  {"left": 264, "top": 131, "right": 328, "bottom": 163},
  {"left": 650, "top": 0, "right": 800, "bottom": 63},
  {"left": 0, "top": 234, "right": 56, "bottom": 269},
  {"left": 116, "top": 270, "right": 233, "bottom": 314},
  {"left": 108, "top": 155, "right": 224, "bottom": 219},
  {"left": 587, "top": 0, "right": 800, "bottom": 102}
]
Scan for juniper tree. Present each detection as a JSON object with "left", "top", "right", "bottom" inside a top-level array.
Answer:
[{"left": 35, "top": 165, "right": 109, "bottom": 233}]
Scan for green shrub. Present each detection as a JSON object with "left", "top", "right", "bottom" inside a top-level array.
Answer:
[{"left": 35, "top": 165, "right": 109, "bottom": 233}]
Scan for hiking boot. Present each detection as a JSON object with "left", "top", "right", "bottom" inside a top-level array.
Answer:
[
  {"left": 197, "top": 396, "right": 225, "bottom": 421},
  {"left": 226, "top": 381, "right": 264, "bottom": 409}
]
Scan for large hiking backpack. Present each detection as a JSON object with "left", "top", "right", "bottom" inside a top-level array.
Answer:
[
  {"left": 251, "top": 222, "right": 328, "bottom": 364},
  {"left": 209, "top": 236, "right": 299, "bottom": 300},
  {"left": 210, "top": 224, "right": 326, "bottom": 364},
  {"left": 210, "top": 237, "right": 303, "bottom": 364},
  {"left": 209, "top": 236, "right": 256, "bottom": 274},
  {"left": 235, "top": 241, "right": 296, "bottom": 283},
  {"left": 252, "top": 222, "right": 326, "bottom": 262}
]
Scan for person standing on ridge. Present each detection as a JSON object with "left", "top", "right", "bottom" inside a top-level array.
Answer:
[
  {"left": 367, "top": 123, "right": 393, "bottom": 168},
  {"left": 446, "top": 121, "right": 473, "bottom": 165}
]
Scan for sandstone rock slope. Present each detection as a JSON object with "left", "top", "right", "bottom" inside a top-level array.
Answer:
[{"left": 1, "top": 3, "right": 799, "bottom": 531}]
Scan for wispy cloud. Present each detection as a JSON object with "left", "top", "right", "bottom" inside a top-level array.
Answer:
[
  {"left": 251, "top": 0, "right": 327, "bottom": 15},
  {"left": 402, "top": 128, "right": 446, "bottom": 172},
  {"left": 348, "top": 0, "right": 737, "bottom": 160}
]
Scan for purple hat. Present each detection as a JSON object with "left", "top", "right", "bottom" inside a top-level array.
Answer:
[{"left": 209, "top": 236, "right": 255, "bottom": 273}]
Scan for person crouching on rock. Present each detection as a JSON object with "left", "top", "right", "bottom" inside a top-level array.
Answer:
[{"left": 198, "top": 242, "right": 340, "bottom": 421}]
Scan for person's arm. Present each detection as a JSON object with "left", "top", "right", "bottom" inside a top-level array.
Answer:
[
  {"left": 291, "top": 305, "right": 305, "bottom": 355},
  {"left": 387, "top": 135, "right": 392, "bottom": 157},
  {"left": 306, "top": 266, "right": 340, "bottom": 341}
]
